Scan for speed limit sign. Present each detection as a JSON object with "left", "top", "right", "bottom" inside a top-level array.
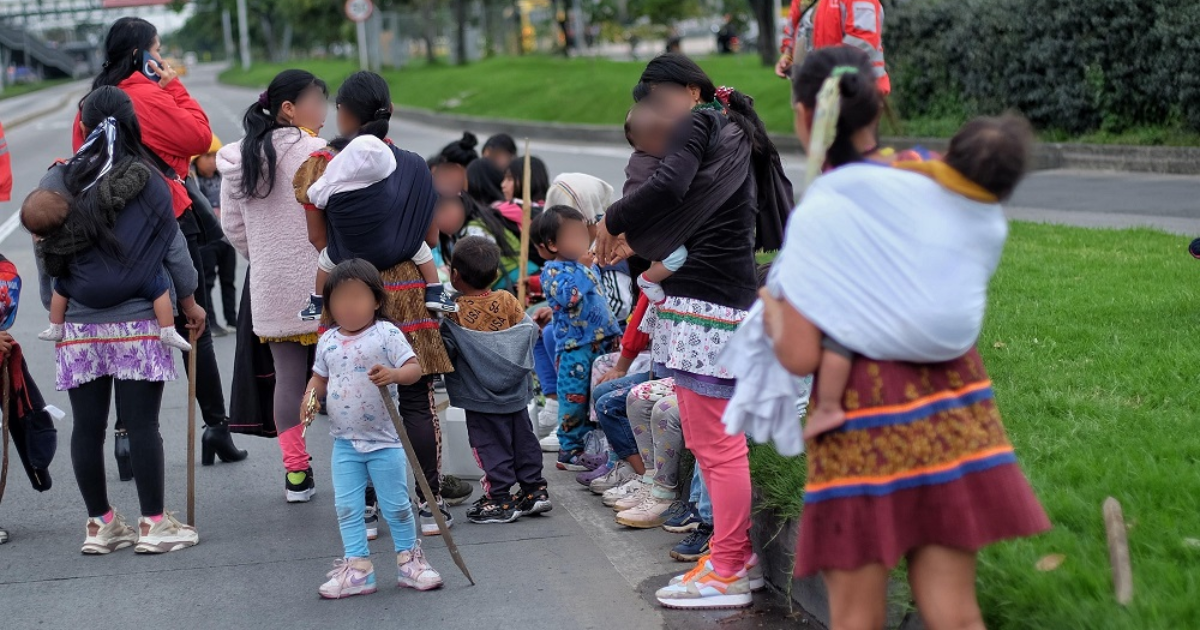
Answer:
[{"left": 345, "top": 0, "right": 373, "bottom": 23}]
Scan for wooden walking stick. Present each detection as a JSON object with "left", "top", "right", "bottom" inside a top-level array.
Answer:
[
  {"left": 516, "top": 141, "right": 533, "bottom": 306},
  {"left": 185, "top": 328, "right": 198, "bottom": 526},
  {"left": 0, "top": 364, "right": 10, "bottom": 506},
  {"left": 1103, "top": 496, "right": 1134, "bottom": 605},
  {"left": 377, "top": 385, "right": 475, "bottom": 585}
]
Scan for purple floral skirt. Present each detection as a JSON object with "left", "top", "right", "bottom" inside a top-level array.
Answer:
[{"left": 55, "top": 320, "right": 178, "bottom": 391}]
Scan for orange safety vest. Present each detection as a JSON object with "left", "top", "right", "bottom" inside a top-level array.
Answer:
[{"left": 785, "top": 0, "right": 891, "bottom": 96}]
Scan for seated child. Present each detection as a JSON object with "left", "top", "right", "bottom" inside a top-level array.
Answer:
[
  {"left": 22, "top": 167, "right": 191, "bottom": 351},
  {"left": 531, "top": 206, "right": 624, "bottom": 471},
  {"left": 440, "top": 236, "right": 550, "bottom": 524},
  {"left": 623, "top": 104, "right": 687, "bottom": 304},
  {"left": 299, "top": 134, "right": 455, "bottom": 321},
  {"left": 799, "top": 115, "right": 1034, "bottom": 438}
]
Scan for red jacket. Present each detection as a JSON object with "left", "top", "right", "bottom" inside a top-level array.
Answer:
[
  {"left": 620, "top": 294, "right": 651, "bottom": 360},
  {"left": 782, "top": 0, "right": 891, "bottom": 96},
  {"left": 72, "top": 74, "right": 212, "bottom": 217},
  {"left": 0, "top": 121, "right": 11, "bottom": 202}
]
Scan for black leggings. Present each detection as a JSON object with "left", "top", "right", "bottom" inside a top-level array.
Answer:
[
  {"left": 397, "top": 376, "right": 442, "bottom": 502},
  {"left": 70, "top": 378, "right": 166, "bottom": 518}
]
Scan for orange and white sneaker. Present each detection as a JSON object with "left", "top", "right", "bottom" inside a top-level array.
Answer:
[
  {"left": 669, "top": 553, "right": 763, "bottom": 590},
  {"left": 655, "top": 557, "right": 752, "bottom": 609}
]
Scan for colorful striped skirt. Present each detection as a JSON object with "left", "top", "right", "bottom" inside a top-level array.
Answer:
[
  {"left": 380, "top": 261, "right": 452, "bottom": 375},
  {"left": 795, "top": 349, "right": 1050, "bottom": 576},
  {"left": 55, "top": 319, "right": 177, "bottom": 391}
]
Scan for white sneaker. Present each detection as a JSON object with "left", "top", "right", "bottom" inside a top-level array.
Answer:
[
  {"left": 318, "top": 557, "right": 377, "bottom": 599},
  {"left": 159, "top": 327, "right": 193, "bottom": 352},
  {"left": 613, "top": 482, "right": 653, "bottom": 512},
  {"left": 81, "top": 509, "right": 138, "bottom": 555},
  {"left": 655, "top": 558, "right": 753, "bottom": 610},
  {"left": 134, "top": 513, "right": 198, "bottom": 554},
  {"left": 602, "top": 477, "right": 647, "bottom": 508},
  {"left": 590, "top": 460, "right": 637, "bottom": 494},
  {"left": 397, "top": 541, "right": 443, "bottom": 591},
  {"left": 616, "top": 494, "right": 676, "bottom": 528},
  {"left": 539, "top": 433, "right": 561, "bottom": 453},
  {"left": 537, "top": 398, "right": 559, "bottom": 438},
  {"left": 38, "top": 323, "right": 64, "bottom": 342},
  {"left": 418, "top": 499, "right": 454, "bottom": 536}
]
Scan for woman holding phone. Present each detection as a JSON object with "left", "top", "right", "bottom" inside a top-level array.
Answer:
[{"left": 74, "top": 17, "right": 247, "bottom": 468}]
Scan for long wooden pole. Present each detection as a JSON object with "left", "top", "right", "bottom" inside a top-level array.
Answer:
[
  {"left": 516, "top": 141, "right": 533, "bottom": 305},
  {"left": 186, "top": 328, "right": 198, "bottom": 526},
  {"left": 0, "top": 366, "right": 9, "bottom": 506}
]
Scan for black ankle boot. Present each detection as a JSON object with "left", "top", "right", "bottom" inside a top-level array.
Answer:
[
  {"left": 114, "top": 429, "right": 133, "bottom": 482},
  {"left": 202, "top": 420, "right": 248, "bottom": 465}
]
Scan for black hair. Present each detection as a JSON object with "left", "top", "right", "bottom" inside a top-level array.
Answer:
[
  {"left": 531, "top": 204, "right": 586, "bottom": 249},
  {"left": 507, "top": 156, "right": 550, "bottom": 202},
  {"left": 790, "top": 47, "right": 880, "bottom": 168},
  {"left": 237, "top": 69, "right": 327, "bottom": 199},
  {"left": 461, "top": 194, "right": 518, "bottom": 258},
  {"left": 945, "top": 114, "right": 1034, "bottom": 202},
  {"left": 322, "top": 258, "right": 388, "bottom": 325},
  {"left": 482, "top": 133, "right": 517, "bottom": 156},
  {"left": 438, "top": 132, "right": 479, "bottom": 167},
  {"left": 635, "top": 53, "right": 782, "bottom": 176},
  {"left": 450, "top": 235, "right": 502, "bottom": 291},
  {"left": 466, "top": 157, "right": 505, "bottom": 206},
  {"left": 91, "top": 17, "right": 157, "bottom": 91},
  {"left": 65, "top": 86, "right": 159, "bottom": 260},
  {"left": 331, "top": 71, "right": 392, "bottom": 152}
]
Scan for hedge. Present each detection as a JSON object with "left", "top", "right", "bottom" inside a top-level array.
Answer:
[{"left": 886, "top": 0, "right": 1200, "bottom": 134}]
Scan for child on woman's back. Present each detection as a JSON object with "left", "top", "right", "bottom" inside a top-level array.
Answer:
[
  {"left": 304, "top": 258, "right": 442, "bottom": 599},
  {"left": 532, "top": 206, "right": 623, "bottom": 471},
  {"left": 22, "top": 161, "right": 191, "bottom": 352},
  {"left": 299, "top": 134, "right": 456, "bottom": 321},
  {"left": 441, "top": 236, "right": 551, "bottom": 524},
  {"left": 798, "top": 115, "right": 1034, "bottom": 438},
  {"left": 623, "top": 104, "right": 688, "bottom": 304}
]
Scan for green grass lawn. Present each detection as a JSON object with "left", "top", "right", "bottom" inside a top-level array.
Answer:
[{"left": 0, "top": 78, "right": 71, "bottom": 101}]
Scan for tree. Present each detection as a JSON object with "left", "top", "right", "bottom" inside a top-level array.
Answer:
[{"left": 747, "top": 0, "right": 776, "bottom": 66}]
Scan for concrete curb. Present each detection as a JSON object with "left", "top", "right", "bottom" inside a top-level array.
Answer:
[
  {"left": 6, "top": 86, "right": 88, "bottom": 130},
  {"left": 395, "top": 105, "right": 1200, "bottom": 175}
]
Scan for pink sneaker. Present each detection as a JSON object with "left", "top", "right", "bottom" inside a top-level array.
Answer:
[
  {"left": 397, "top": 541, "right": 443, "bottom": 591},
  {"left": 318, "top": 558, "right": 377, "bottom": 599}
]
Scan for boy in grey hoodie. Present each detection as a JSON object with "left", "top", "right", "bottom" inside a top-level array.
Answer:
[{"left": 440, "top": 237, "right": 551, "bottom": 524}]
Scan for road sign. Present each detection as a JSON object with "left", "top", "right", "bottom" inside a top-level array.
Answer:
[{"left": 345, "top": 0, "right": 373, "bottom": 23}]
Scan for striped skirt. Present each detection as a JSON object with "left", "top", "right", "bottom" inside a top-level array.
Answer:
[
  {"left": 795, "top": 349, "right": 1050, "bottom": 576},
  {"left": 380, "top": 261, "right": 452, "bottom": 375}
]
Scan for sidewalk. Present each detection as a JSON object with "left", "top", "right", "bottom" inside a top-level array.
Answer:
[{"left": 0, "top": 78, "right": 90, "bottom": 129}]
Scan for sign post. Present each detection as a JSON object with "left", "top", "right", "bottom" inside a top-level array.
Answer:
[{"left": 345, "top": 0, "right": 374, "bottom": 71}]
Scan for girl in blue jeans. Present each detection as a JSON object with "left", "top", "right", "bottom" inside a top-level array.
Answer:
[{"left": 305, "top": 260, "right": 443, "bottom": 599}]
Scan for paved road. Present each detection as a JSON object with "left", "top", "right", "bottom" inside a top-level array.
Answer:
[{"left": 0, "top": 64, "right": 1197, "bottom": 630}]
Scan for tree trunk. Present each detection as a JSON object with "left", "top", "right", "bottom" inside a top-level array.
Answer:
[
  {"left": 280, "top": 21, "right": 293, "bottom": 63},
  {"left": 258, "top": 14, "right": 278, "bottom": 63},
  {"left": 751, "top": 0, "right": 776, "bottom": 67},
  {"left": 420, "top": 0, "right": 437, "bottom": 63},
  {"left": 513, "top": 0, "right": 525, "bottom": 55},
  {"left": 454, "top": 0, "right": 468, "bottom": 65}
]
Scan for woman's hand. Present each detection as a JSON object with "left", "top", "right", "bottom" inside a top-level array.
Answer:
[
  {"left": 775, "top": 53, "right": 794, "bottom": 79},
  {"left": 147, "top": 58, "right": 178, "bottom": 88},
  {"left": 607, "top": 234, "right": 635, "bottom": 265},
  {"left": 181, "top": 296, "right": 206, "bottom": 338},
  {"left": 592, "top": 218, "right": 616, "bottom": 263}
]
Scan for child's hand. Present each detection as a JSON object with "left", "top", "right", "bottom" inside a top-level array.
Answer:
[{"left": 368, "top": 365, "right": 401, "bottom": 386}]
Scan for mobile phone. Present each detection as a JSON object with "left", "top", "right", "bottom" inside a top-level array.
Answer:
[{"left": 140, "top": 51, "right": 160, "bottom": 81}]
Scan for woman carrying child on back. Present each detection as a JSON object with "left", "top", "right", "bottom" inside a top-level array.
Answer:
[{"left": 305, "top": 259, "right": 442, "bottom": 599}]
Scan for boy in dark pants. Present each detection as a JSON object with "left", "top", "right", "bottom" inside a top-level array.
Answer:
[
  {"left": 440, "top": 237, "right": 551, "bottom": 524},
  {"left": 193, "top": 137, "right": 238, "bottom": 336}
]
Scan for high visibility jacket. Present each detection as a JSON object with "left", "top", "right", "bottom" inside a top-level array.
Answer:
[
  {"left": 0, "top": 121, "right": 10, "bottom": 202},
  {"left": 782, "top": 0, "right": 891, "bottom": 96}
]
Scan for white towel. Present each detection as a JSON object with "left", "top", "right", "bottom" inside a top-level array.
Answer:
[{"left": 307, "top": 135, "right": 397, "bottom": 210}]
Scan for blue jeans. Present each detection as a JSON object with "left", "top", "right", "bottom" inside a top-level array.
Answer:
[
  {"left": 593, "top": 371, "right": 650, "bottom": 459},
  {"left": 690, "top": 466, "right": 713, "bottom": 524},
  {"left": 533, "top": 329, "right": 559, "bottom": 397},
  {"left": 331, "top": 439, "right": 417, "bottom": 558}
]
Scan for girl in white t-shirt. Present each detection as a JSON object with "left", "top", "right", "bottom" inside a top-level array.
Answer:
[{"left": 304, "top": 258, "right": 443, "bottom": 599}]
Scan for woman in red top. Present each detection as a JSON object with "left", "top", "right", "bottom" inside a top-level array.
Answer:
[
  {"left": 776, "top": 0, "right": 891, "bottom": 96},
  {"left": 74, "top": 17, "right": 246, "bottom": 468}
]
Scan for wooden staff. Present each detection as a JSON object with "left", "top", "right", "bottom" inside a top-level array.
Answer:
[
  {"left": 0, "top": 365, "right": 9, "bottom": 506},
  {"left": 516, "top": 141, "right": 532, "bottom": 305},
  {"left": 378, "top": 385, "right": 475, "bottom": 585},
  {"left": 186, "top": 328, "right": 198, "bottom": 526},
  {"left": 1103, "top": 496, "right": 1134, "bottom": 605}
]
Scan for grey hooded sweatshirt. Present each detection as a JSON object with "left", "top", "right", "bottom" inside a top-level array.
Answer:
[{"left": 440, "top": 316, "right": 539, "bottom": 414}]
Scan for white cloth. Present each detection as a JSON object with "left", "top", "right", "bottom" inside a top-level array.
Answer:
[
  {"left": 545, "top": 173, "right": 613, "bottom": 223},
  {"left": 312, "top": 321, "right": 417, "bottom": 453},
  {"left": 769, "top": 164, "right": 1008, "bottom": 362},
  {"left": 306, "top": 135, "right": 397, "bottom": 210}
]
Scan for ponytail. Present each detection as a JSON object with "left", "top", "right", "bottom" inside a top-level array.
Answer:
[
  {"left": 331, "top": 71, "right": 393, "bottom": 152},
  {"left": 237, "top": 69, "right": 327, "bottom": 199},
  {"left": 722, "top": 89, "right": 783, "bottom": 174},
  {"left": 791, "top": 47, "right": 880, "bottom": 169}
]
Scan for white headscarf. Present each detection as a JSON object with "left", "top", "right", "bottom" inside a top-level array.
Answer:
[{"left": 544, "top": 173, "right": 613, "bottom": 224}]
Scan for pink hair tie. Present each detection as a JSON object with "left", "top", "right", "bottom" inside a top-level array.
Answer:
[{"left": 715, "top": 86, "right": 734, "bottom": 106}]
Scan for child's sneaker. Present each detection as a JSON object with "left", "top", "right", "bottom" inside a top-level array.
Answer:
[
  {"left": 467, "top": 497, "right": 520, "bottom": 524},
  {"left": 670, "top": 523, "right": 713, "bottom": 562},
  {"left": 655, "top": 558, "right": 752, "bottom": 609},
  {"left": 744, "top": 553, "right": 766, "bottom": 591},
  {"left": 134, "top": 513, "right": 199, "bottom": 554},
  {"left": 556, "top": 450, "right": 593, "bottom": 472},
  {"left": 577, "top": 460, "right": 612, "bottom": 487},
  {"left": 440, "top": 474, "right": 473, "bottom": 506},
  {"left": 364, "top": 504, "right": 379, "bottom": 541},
  {"left": 418, "top": 498, "right": 454, "bottom": 536},
  {"left": 318, "top": 558, "right": 377, "bottom": 599},
  {"left": 536, "top": 399, "right": 559, "bottom": 439},
  {"left": 637, "top": 274, "right": 666, "bottom": 304},
  {"left": 159, "top": 327, "right": 192, "bottom": 351},
  {"left": 396, "top": 541, "right": 443, "bottom": 591},
  {"left": 286, "top": 467, "right": 316, "bottom": 503},
  {"left": 424, "top": 284, "right": 459, "bottom": 313},
  {"left": 539, "top": 433, "right": 561, "bottom": 452},
  {"left": 577, "top": 451, "right": 608, "bottom": 471},
  {"left": 80, "top": 509, "right": 138, "bottom": 555},
  {"left": 616, "top": 494, "right": 676, "bottom": 528},
  {"left": 38, "top": 323, "right": 64, "bottom": 342},
  {"left": 514, "top": 486, "right": 553, "bottom": 517},
  {"left": 662, "top": 502, "right": 702, "bottom": 533},
  {"left": 590, "top": 461, "right": 637, "bottom": 494},
  {"left": 603, "top": 477, "right": 647, "bottom": 508},
  {"left": 613, "top": 481, "right": 653, "bottom": 512},
  {"left": 298, "top": 294, "right": 324, "bottom": 321}
]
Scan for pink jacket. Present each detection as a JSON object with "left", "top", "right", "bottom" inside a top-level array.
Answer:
[{"left": 217, "top": 128, "right": 327, "bottom": 339}]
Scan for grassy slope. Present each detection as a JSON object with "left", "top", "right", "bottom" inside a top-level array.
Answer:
[{"left": 0, "top": 78, "right": 71, "bottom": 101}]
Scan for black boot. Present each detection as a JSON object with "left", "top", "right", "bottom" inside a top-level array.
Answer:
[
  {"left": 202, "top": 419, "right": 249, "bottom": 465},
  {"left": 114, "top": 429, "right": 133, "bottom": 482}
]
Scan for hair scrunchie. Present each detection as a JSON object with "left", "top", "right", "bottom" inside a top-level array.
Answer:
[
  {"left": 375, "top": 105, "right": 392, "bottom": 121},
  {"left": 77, "top": 116, "right": 119, "bottom": 192},
  {"left": 257, "top": 91, "right": 270, "bottom": 111},
  {"left": 715, "top": 86, "right": 735, "bottom": 106}
]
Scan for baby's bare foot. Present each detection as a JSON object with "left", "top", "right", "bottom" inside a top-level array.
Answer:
[{"left": 804, "top": 405, "right": 847, "bottom": 440}]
